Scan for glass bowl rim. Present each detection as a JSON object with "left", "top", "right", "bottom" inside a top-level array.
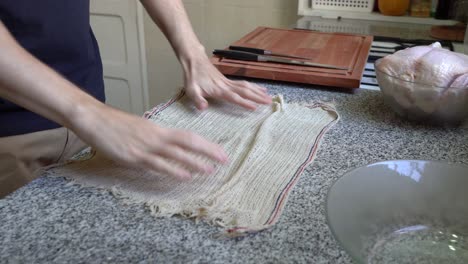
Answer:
[
  {"left": 374, "top": 59, "right": 468, "bottom": 91},
  {"left": 324, "top": 159, "right": 468, "bottom": 264}
]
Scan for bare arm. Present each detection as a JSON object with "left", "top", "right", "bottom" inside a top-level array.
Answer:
[
  {"left": 139, "top": 0, "right": 205, "bottom": 67},
  {"left": 140, "top": 0, "right": 272, "bottom": 110},
  {"left": 0, "top": 22, "right": 227, "bottom": 180}
]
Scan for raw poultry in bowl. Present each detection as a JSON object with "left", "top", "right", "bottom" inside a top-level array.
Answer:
[{"left": 375, "top": 42, "right": 468, "bottom": 124}]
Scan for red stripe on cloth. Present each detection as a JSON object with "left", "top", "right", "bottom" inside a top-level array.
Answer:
[
  {"left": 143, "top": 91, "right": 185, "bottom": 119},
  {"left": 265, "top": 108, "right": 337, "bottom": 226}
]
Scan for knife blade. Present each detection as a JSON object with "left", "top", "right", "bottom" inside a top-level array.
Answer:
[
  {"left": 213, "top": 49, "right": 349, "bottom": 70},
  {"left": 229, "top": 45, "right": 312, "bottom": 60}
]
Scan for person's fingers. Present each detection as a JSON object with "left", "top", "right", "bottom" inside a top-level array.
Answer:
[
  {"left": 249, "top": 83, "right": 271, "bottom": 99},
  {"left": 186, "top": 84, "right": 209, "bottom": 110},
  {"left": 157, "top": 145, "right": 215, "bottom": 174},
  {"left": 165, "top": 129, "right": 228, "bottom": 163},
  {"left": 191, "top": 91, "right": 209, "bottom": 111},
  {"left": 258, "top": 85, "right": 268, "bottom": 92},
  {"left": 220, "top": 90, "right": 258, "bottom": 110},
  {"left": 231, "top": 82, "right": 272, "bottom": 105},
  {"left": 233, "top": 80, "right": 269, "bottom": 96},
  {"left": 139, "top": 153, "right": 192, "bottom": 180}
]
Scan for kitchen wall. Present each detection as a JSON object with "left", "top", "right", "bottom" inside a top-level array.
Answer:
[{"left": 143, "top": 0, "right": 299, "bottom": 106}]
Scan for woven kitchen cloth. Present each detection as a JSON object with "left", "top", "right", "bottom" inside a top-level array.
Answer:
[{"left": 47, "top": 93, "right": 338, "bottom": 234}]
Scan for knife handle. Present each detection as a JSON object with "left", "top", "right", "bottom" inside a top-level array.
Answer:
[
  {"left": 213, "top": 49, "right": 259, "bottom": 61},
  {"left": 229, "top": 46, "right": 268, "bottom": 55}
]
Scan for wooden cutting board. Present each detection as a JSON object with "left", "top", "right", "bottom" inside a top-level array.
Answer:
[{"left": 210, "top": 27, "right": 373, "bottom": 89}]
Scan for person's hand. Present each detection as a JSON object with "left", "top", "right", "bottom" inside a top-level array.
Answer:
[
  {"left": 182, "top": 52, "right": 272, "bottom": 111},
  {"left": 0, "top": 17, "right": 229, "bottom": 182},
  {"left": 71, "top": 103, "right": 228, "bottom": 180},
  {"left": 141, "top": 0, "right": 270, "bottom": 110}
]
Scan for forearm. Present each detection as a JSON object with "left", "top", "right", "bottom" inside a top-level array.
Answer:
[
  {"left": 140, "top": 0, "right": 271, "bottom": 112},
  {"left": 140, "top": 0, "right": 206, "bottom": 67},
  {"left": 0, "top": 22, "right": 102, "bottom": 130},
  {"left": 0, "top": 17, "right": 227, "bottom": 179}
]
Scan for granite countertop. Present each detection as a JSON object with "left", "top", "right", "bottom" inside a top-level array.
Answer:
[{"left": 1, "top": 81, "right": 468, "bottom": 263}]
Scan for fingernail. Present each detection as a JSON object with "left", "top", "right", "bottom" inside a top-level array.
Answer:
[
  {"left": 181, "top": 172, "right": 192, "bottom": 180},
  {"left": 205, "top": 165, "right": 215, "bottom": 174},
  {"left": 196, "top": 103, "right": 206, "bottom": 111},
  {"left": 219, "top": 151, "right": 229, "bottom": 163}
]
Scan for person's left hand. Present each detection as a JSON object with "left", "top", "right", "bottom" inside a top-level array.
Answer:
[{"left": 181, "top": 52, "right": 272, "bottom": 111}]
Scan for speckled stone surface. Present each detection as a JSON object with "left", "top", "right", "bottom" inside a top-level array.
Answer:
[{"left": 1, "top": 81, "right": 468, "bottom": 264}]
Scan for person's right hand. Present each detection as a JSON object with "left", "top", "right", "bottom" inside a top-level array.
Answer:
[
  {"left": 70, "top": 103, "right": 228, "bottom": 180},
  {"left": 0, "top": 22, "right": 226, "bottom": 181}
]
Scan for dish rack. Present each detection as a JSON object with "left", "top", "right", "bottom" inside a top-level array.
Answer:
[
  {"left": 297, "top": 0, "right": 458, "bottom": 25},
  {"left": 300, "top": 0, "right": 375, "bottom": 13}
]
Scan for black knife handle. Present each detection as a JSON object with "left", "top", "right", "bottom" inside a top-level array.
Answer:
[
  {"left": 213, "top": 49, "right": 259, "bottom": 61},
  {"left": 229, "top": 46, "right": 267, "bottom": 55}
]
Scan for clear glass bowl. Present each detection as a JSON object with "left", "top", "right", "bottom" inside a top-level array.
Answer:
[
  {"left": 326, "top": 160, "right": 468, "bottom": 264},
  {"left": 374, "top": 59, "right": 468, "bottom": 125}
]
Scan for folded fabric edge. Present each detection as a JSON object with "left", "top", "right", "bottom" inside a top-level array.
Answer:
[{"left": 143, "top": 88, "right": 185, "bottom": 119}]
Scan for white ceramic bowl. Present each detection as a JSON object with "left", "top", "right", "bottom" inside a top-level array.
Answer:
[
  {"left": 375, "top": 59, "right": 468, "bottom": 125},
  {"left": 326, "top": 160, "right": 468, "bottom": 264}
]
